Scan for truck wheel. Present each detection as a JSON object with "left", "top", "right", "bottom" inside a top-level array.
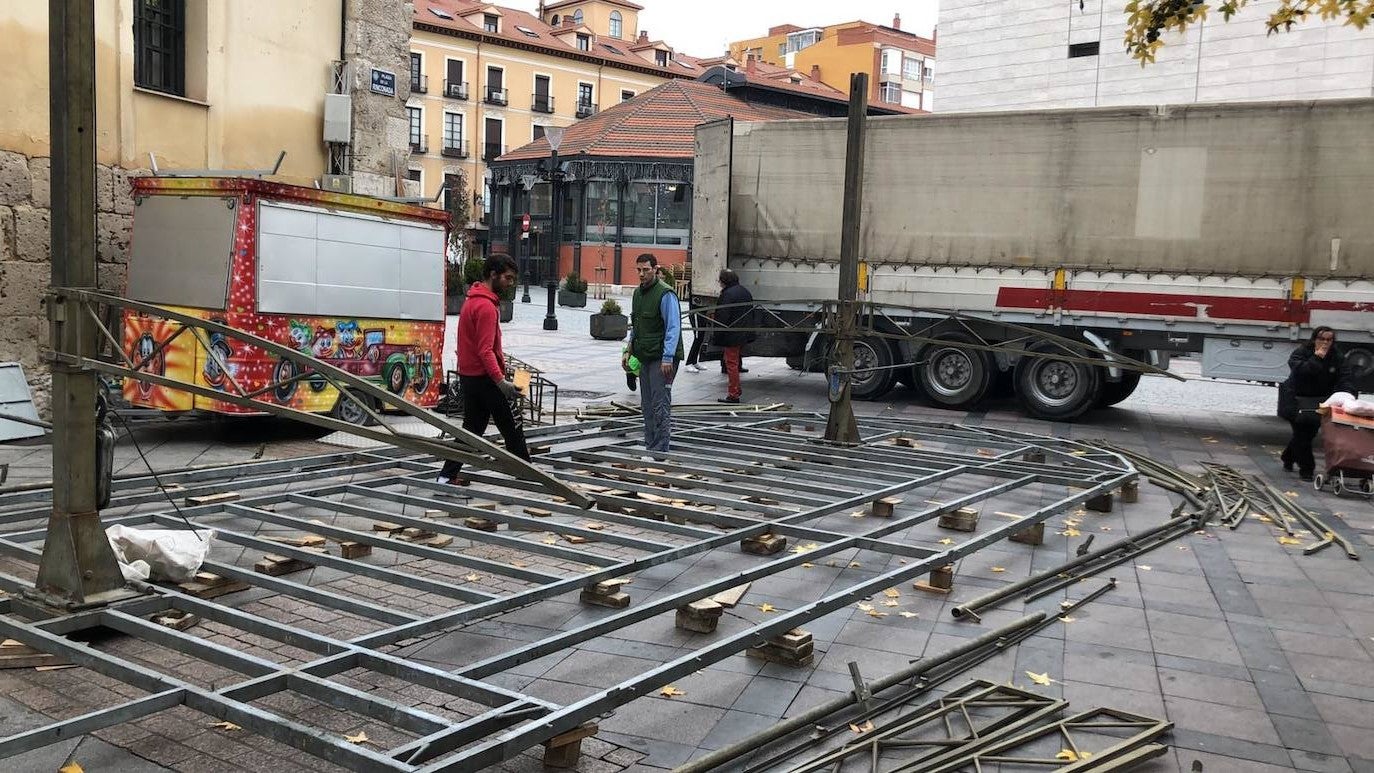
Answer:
[
  {"left": 331, "top": 390, "right": 374, "bottom": 426},
  {"left": 914, "top": 332, "right": 993, "bottom": 410},
  {"left": 849, "top": 337, "right": 895, "bottom": 400},
  {"left": 1095, "top": 350, "right": 1145, "bottom": 407},
  {"left": 1014, "top": 343, "right": 1102, "bottom": 421}
]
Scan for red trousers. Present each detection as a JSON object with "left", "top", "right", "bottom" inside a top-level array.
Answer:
[{"left": 723, "top": 346, "right": 742, "bottom": 399}]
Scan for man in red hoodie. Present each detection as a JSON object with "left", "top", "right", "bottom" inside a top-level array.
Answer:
[{"left": 437, "top": 254, "right": 527, "bottom": 484}]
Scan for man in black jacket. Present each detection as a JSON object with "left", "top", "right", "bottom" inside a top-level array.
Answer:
[
  {"left": 1280, "top": 326, "right": 1356, "bottom": 480},
  {"left": 714, "top": 269, "right": 754, "bottom": 404}
]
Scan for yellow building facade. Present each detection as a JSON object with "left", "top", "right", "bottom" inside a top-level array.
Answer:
[{"left": 408, "top": 0, "right": 698, "bottom": 226}]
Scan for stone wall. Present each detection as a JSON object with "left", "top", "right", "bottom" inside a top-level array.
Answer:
[
  {"left": 0, "top": 150, "right": 134, "bottom": 416},
  {"left": 345, "top": 0, "right": 415, "bottom": 197}
]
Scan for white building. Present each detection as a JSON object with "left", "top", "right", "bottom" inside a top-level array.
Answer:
[{"left": 936, "top": 0, "right": 1374, "bottom": 112}]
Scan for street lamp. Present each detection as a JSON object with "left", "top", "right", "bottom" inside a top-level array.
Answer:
[{"left": 542, "top": 127, "right": 566, "bottom": 332}]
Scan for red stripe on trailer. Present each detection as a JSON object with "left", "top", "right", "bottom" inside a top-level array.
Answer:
[{"left": 994, "top": 287, "right": 1325, "bottom": 323}]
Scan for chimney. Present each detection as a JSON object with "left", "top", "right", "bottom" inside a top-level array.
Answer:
[
  {"left": 745, "top": 54, "right": 756, "bottom": 74},
  {"left": 893, "top": 13, "right": 901, "bottom": 29},
  {"left": 809, "top": 63, "right": 821, "bottom": 82},
  {"left": 638, "top": 30, "right": 649, "bottom": 44}
]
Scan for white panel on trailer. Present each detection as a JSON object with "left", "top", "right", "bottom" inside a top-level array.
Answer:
[{"left": 690, "top": 119, "right": 733, "bottom": 299}]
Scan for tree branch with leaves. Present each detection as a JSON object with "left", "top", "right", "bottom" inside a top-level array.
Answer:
[{"left": 1125, "top": 0, "right": 1373, "bottom": 63}]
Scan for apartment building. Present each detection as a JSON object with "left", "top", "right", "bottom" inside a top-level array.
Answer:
[
  {"left": 729, "top": 15, "right": 935, "bottom": 111},
  {"left": 408, "top": 0, "right": 700, "bottom": 241},
  {"left": 935, "top": 0, "right": 1374, "bottom": 112}
]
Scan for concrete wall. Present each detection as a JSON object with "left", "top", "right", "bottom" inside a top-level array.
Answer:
[{"left": 936, "top": 0, "right": 1374, "bottom": 112}]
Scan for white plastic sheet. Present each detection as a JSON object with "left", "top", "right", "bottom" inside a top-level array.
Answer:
[{"left": 105, "top": 525, "right": 214, "bottom": 583}]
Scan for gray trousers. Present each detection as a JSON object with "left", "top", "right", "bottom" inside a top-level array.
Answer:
[{"left": 638, "top": 361, "right": 675, "bottom": 452}]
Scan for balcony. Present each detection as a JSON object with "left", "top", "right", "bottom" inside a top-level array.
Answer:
[
  {"left": 410, "top": 74, "right": 428, "bottom": 94},
  {"left": 482, "top": 143, "right": 506, "bottom": 161},
  {"left": 441, "top": 140, "right": 469, "bottom": 159},
  {"left": 410, "top": 136, "right": 429, "bottom": 154},
  {"left": 531, "top": 94, "right": 555, "bottom": 114},
  {"left": 575, "top": 101, "right": 598, "bottom": 118},
  {"left": 443, "top": 80, "right": 469, "bottom": 100},
  {"left": 485, "top": 86, "right": 508, "bottom": 106}
]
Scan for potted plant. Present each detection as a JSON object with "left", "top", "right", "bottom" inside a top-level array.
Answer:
[
  {"left": 445, "top": 260, "right": 465, "bottom": 315},
  {"left": 498, "top": 278, "right": 516, "bottom": 323},
  {"left": 658, "top": 264, "right": 677, "bottom": 286},
  {"left": 590, "top": 298, "right": 627, "bottom": 340},
  {"left": 558, "top": 271, "right": 588, "bottom": 308}
]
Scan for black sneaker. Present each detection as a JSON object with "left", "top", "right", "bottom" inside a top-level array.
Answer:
[
  {"left": 1299, "top": 470, "right": 1314, "bottom": 482},
  {"left": 717, "top": 396, "right": 740, "bottom": 404},
  {"left": 626, "top": 372, "right": 637, "bottom": 391}
]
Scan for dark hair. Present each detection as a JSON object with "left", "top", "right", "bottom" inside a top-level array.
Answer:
[
  {"left": 718, "top": 269, "right": 739, "bottom": 288},
  {"left": 635, "top": 253, "right": 658, "bottom": 268},
  {"left": 1310, "top": 326, "right": 1337, "bottom": 344},
  {"left": 483, "top": 254, "right": 518, "bottom": 279}
]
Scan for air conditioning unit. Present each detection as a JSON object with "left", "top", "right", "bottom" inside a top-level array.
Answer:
[
  {"left": 320, "top": 174, "right": 352, "bottom": 193},
  {"left": 323, "top": 93, "right": 352, "bottom": 144}
]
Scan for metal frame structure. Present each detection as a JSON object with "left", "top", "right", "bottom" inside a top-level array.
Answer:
[{"left": 0, "top": 413, "right": 1138, "bottom": 770}]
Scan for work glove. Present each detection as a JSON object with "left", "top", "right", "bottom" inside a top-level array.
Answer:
[{"left": 497, "top": 379, "right": 521, "bottom": 403}]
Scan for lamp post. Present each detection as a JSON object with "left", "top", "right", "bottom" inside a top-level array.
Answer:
[{"left": 543, "top": 127, "right": 566, "bottom": 331}]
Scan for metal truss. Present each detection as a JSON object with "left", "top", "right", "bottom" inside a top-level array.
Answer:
[
  {"left": 683, "top": 298, "right": 1183, "bottom": 379},
  {"left": 0, "top": 413, "right": 1136, "bottom": 771},
  {"left": 53, "top": 287, "right": 590, "bottom": 507}
]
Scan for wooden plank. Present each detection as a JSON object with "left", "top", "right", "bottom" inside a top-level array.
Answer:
[
  {"left": 711, "top": 582, "right": 751, "bottom": 608},
  {"left": 184, "top": 492, "right": 240, "bottom": 507}
]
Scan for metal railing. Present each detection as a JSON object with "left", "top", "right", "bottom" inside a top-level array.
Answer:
[
  {"left": 531, "top": 94, "right": 555, "bottom": 113},
  {"left": 443, "top": 79, "right": 468, "bottom": 99},
  {"left": 410, "top": 136, "right": 429, "bottom": 154},
  {"left": 441, "top": 140, "right": 469, "bottom": 158},
  {"left": 482, "top": 143, "right": 506, "bottom": 161},
  {"left": 575, "top": 101, "right": 598, "bottom": 118},
  {"left": 410, "top": 74, "right": 428, "bottom": 94},
  {"left": 484, "top": 86, "right": 508, "bottom": 105}
]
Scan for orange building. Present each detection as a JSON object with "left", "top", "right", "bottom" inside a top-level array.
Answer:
[{"left": 729, "top": 15, "right": 935, "bottom": 111}]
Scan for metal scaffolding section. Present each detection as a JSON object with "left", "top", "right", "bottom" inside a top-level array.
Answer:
[{"left": 0, "top": 414, "right": 1136, "bottom": 771}]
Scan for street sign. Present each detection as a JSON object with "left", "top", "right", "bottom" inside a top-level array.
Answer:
[
  {"left": 370, "top": 68, "right": 396, "bottom": 96},
  {"left": 521, "top": 214, "right": 531, "bottom": 233}
]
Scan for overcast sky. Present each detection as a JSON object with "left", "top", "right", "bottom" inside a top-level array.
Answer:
[{"left": 569, "top": 1, "right": 941, "bottom": 59}]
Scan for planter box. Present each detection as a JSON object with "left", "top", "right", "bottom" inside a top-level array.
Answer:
[
  {"left": 558, "top": 289, "right": 587, "bottom": 308},
  {"left": 446, "top": 294, "right": 464, "bottom": 315},
  {"left": 589, "top": 313, "right": 628, "bottom": 341},
  {"left": 499, "top": 299, "right": 514, "bottom": 323}
]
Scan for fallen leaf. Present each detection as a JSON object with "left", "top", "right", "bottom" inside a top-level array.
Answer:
[
  {"left": 584, "top": 522, "right": 605, "bottom": 530},
  {"left": 1070, "top": 450, "right": 1087, "bottom": 456},
  {"left": 849, "top": 511, "right": 866, "bottom": 518},
  {"left": 849, "top": 562, "right": 862, "bottom": 568},
  {"left": 882, "top": 600, "right": 900, "bottom": 607},
  {"left": 1058, "top": 615, "right": 1076, "bottom": 623},
  {"left": 1284, "top": 491, "right": 1299, "bottom": 498},
  {"left": 659, "top": 686, "right": 686, "bottom": 697},
  {"left": 1025, "top": 671, "right": 1054, "bottom": 686},
  {"left": 511, "top": 560, "right": 528, "bottom": 568},
  {"left": 542, "top": 536, "right": 557, "bottom": 545},
  {"left": 344, "top": 731, "right": 369, "bottom": 745},
  {"left": 857, "top": 603, "right": 875, "bottom": 612},
  {"left": 1100, "top": 526, "right": 1113, "bottom": 532},
  {"left": 1324, "top": 531, "right": 1336, "bottom": 540},
  {"left": 1137, "top": 565, "right": 1152, "bottom": 571},
  {"left": 899, "top": 611, "right": 919, "bottom": 618},
  {"left": 848, "top": 720, "right": 875, "bottom": 734},
  {"left": 58, "top": 765, "right": 83, "bottom": 773},
  {"left": 977, "top": 449, "right": 995, "bottom": 457},
  {"left": 883, "top": 588, "right": 900, "bottom": 598},
  {"left": 990, "top": 567, "right": 1006, "bottom": 573},
  {"left": 758, "top": 603, "right": 776, "bottom": 613},
  {"left": 801, "top": 562, "right": 815, "bottom": 569},
  {"left": 1277, "top": 536, "right": 1303, "bottom": 546},
  {"left": 210, "top": 721, "right": 241, "bottom": 732},
  {"left": 1057, "top": 749, "right": 1093, "bottom": 761},
  {"left": 463, "top": 573, "right": 480, "bottom": 582},
  {"left": 866, "top": 609, "right": 889, "bottom": 618},
  {"left": 1061, "top": 528, "right": 1082, "bottom": 537},
  {"left": 995, "top": 511, "right": 1023, "bottom": 520},
  {"left": 826, "top": 560, "right": 840, "bottom": 567},
  {"left": 937, "top": 538, "right": 954, "bottom": 545}
]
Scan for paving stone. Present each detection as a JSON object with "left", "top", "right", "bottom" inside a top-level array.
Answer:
[
  {"left": 697, "top": 708, "right": 780, "bottom": 751},
  {"left": 1166, "top": 696, "right": 1282, "bottom": 745},
  {"left": 1272, "top": 715, "right": 1347, "bottom": 756},
  {"left": 600, "top": 699, "right": 727, "bottom": 748},
  {"left": 731, "top": 676, "right": 804, "bottom": 717},
  {"left": 1157, "top": 667, "right": 1265, "bottom": 710},
  {"left": 1331, "top": 724, "right": 1374, "bottom": 760}
]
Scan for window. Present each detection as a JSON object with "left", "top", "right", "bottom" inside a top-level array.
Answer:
[
  {"left": 621, "top": 89, "right": 635, "bottom": 102},
  {"left": 533, "top": 125, "right": 546, "bottom": 141},
  {"left": 609, "top": 10, "right": 623, "bottom": 38},
  {"left": 533, "top": 74, "right": 552, "bottom": 112},
  {"left": 777, "top": 43, "right": 786, "bottom": 57},
  {"left": 442, "top": 112, "right": 464, "bottom": 156},
  {"left": 881, "top": 49, "right": 901, "bottom": 75},
  {"left": 924, "top": 62, "right": 934, "bottom": 82},
  {"left": 134, "top": 0, "right": 186, "bottom": 96},
  {"left": 655, "top": 50, "right": 669, "bottom": 67},
  {"left": 578, "top": 83, "right": 594, "bottom": 110},
  {"left": 483, "top": 14, "right": 498, "bottom": 33},
  {"left": 576, "top": 33, "right": 590, "bottom": 51},
  {"left": 445, "top": 58, "right": 466, "bottom": 99},
  {"left": 880, "top": 82, "right": 901, "bottom": 103},
  {"left": 582, "top": 181, "right": 620, "bottom": 242},
  {"left": 1068, "top": 41, "right": 1100, "bottom": 58},
  {"left": 603, "top": 43, "right": 624, "bottom": 55},
  {"left": 515, "top": 25, "right": 539, "bottom": 38},
  {"left": 486, "top": 66, "right": 506, "bottom": 104},
  {"left": 443, "top": 173, "right": 461, "bottom": 215},
  {"left": 429, "top": 7, "right": 453, "bottom": 20},
  {"left": 903, "top": 56, "right": 922, "bottom": 81},
  {"left": 407, "top": 168, "right": 422, "bottom": 183},
  {"left": 785, "top": 29, "right": 821, "bottom": 54},
  {"left": 408, "top": 107, "right": 425, "bottom": 150},
  {"left": 409, "top": 52, "right": 425, "bottom": 93},
  {"left": 483, "top": 117, "right": 503, "bottom": 160},
  {"left": 623, "top": 182, "right": 690, "bottom": 245},
  {"left": 550, "top": 14, "right": 560, "bottom": 25},
  {"left": 572, "top": 9, "right": 583, "bottom": 24}
]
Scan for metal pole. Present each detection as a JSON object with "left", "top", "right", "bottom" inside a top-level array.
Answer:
[
  {"left": 824, "top": 73, "right": 867, "bottom": 444},
  {"left": 543, "top": 148, "right": 559, "bottom": 331},
  {"left": 35, "top": 0, "right": 129, "bottom": 607}
]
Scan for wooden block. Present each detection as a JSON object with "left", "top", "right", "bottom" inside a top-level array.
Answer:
[
  {"left": 711, "top": 583, "right": 751, "bottom": 608},
  {"left": 912, "top": 580, "right": 952, "bottom": 595},
  {"left": 265, "top": 535, "right": 327, "bottom": 549},
  {"left": 471, "top": 502, "right": 497, "bottom": 510},
  {"left": 464, "top": 517, "right": 499, "bottom": 532},
  {"left": 894, "top": 437, "right": 916, "bottom": 447},
  {"left": 396, "top": 527, "right": 438, "bottom": 541},
  {"left": 562, "top": 534, "right": 589, "bottom": 545},
  {"left": 0, "top": 641, "right": 67, "bottom": 669},
  {"left": 590, "top": 578, "right": 631, "bottom": 594},
  {"left": 423, "top": 509, "right": 447, "bottom": 519},
  {"left": 927, "top": 564, "right": 955, "bottom": 590},
  {"left": 1023, "top": 450, "right": 1046, "bottom": 463},
  {"left": 1120, "top": 480, "right": 1140, "bottom": 504},
  {"left": 524, "top": 507, "right": 554, "bottom": 518},
  {"left": 744, "top": 495, "right": 780, "bottom": 506},
  {"left": 579, "top": 589, "right": 630, "bottom": 608},
  {"left": 184, "top": 492, "right": 240, "bottom": 507},
  {"left": 675, "top": 599, "right": 724, "bottom": 633},
  {"left": 740, "top": 533, "right": 787, "bottom": 556},
  {"left": 176, "top": 573, "right": 249, "bottom": 599},
  {"left": 420, "top": 535, "right": 454, "bottom": 549},
  {"left": 872, "top": 497, "right": 902, "bottom": 518},
  {"left": 254, "top": 554, "right": 313, "bottom": 576},
  {"left": 531, "top": 444, "right": 551, "bottom": 455},
  {"left": 150, "top": 610, "right": 200, "bottom": 631},
  {"left": 938, "top": 507, "right": 980, "bottom": 533},
  {"left": 543, "top": 722, "right": 598, "bottom": 769},
  {"left": 372, "top": 522, "right": 403, "bottom": 533},
  {"left": 339, "top": 541, "right": 372, "bottom": 559},
  {"left": 746, "top": 629, "right": 814, "bottom": 667},
  {"left": 1009, "top": 522, "right": 1045, "bottom": 546},
  {"left": 1086, "top": 493, "right": 1113, "bottom": 513}
]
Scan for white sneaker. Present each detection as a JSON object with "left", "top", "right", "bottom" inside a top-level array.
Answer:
[
  {"left": 435, "top": 476, "right": 450, "bottom": 485},
  {"left": 687, "top": 363, "right": 704, "bottom": 372}
]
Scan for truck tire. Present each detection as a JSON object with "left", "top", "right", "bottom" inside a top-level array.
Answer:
[
  {"left": 849, "top": 336, "right": 896, "bottom": 400},
  {"left": 1096, "top": 372, "right": 1142, "bottom": 407},
  {"left": 913, "top": 332, "right": 993, "bottom": 410},
  {"left": 1014, "top": 343, "right": 1102, "bottom": 421},
  {"left": 332, "top": 390, "right": 375, "bottom": 426}
]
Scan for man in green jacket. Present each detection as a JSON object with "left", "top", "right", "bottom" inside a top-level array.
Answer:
[{"left": 622, "top": 254, "right": 683, "bottom": 452}]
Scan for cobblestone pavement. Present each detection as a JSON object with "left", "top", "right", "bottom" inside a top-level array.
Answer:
[{"left": 0, "top": 287, "right": 1371, "bottom": 772}]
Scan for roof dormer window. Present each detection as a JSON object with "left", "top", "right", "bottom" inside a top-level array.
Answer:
[
  {"left": 577, "top": 33, "right": 590, "bottom": 51},
  {"left": 483, "top": 14, "right": 498, "bottom": 33},
  {"left": 609, "top": 10, "right": 623, "bottom": 38},
  {"left": 655, "top": 49, "right": 669, "bottom": 67}
]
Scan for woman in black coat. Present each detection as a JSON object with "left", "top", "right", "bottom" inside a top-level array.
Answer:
[{"left": 1280, "top": 326, "right": 1355, "bottom": 479}]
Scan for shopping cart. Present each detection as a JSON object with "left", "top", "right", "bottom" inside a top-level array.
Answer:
[{"left": 1313, "top": 407, "right": 1374, "bottom": 497}]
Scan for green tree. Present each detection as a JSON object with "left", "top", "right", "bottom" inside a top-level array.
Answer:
[{"left": 1125, "top": 0, "right": 1373, "bottom": 63}]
